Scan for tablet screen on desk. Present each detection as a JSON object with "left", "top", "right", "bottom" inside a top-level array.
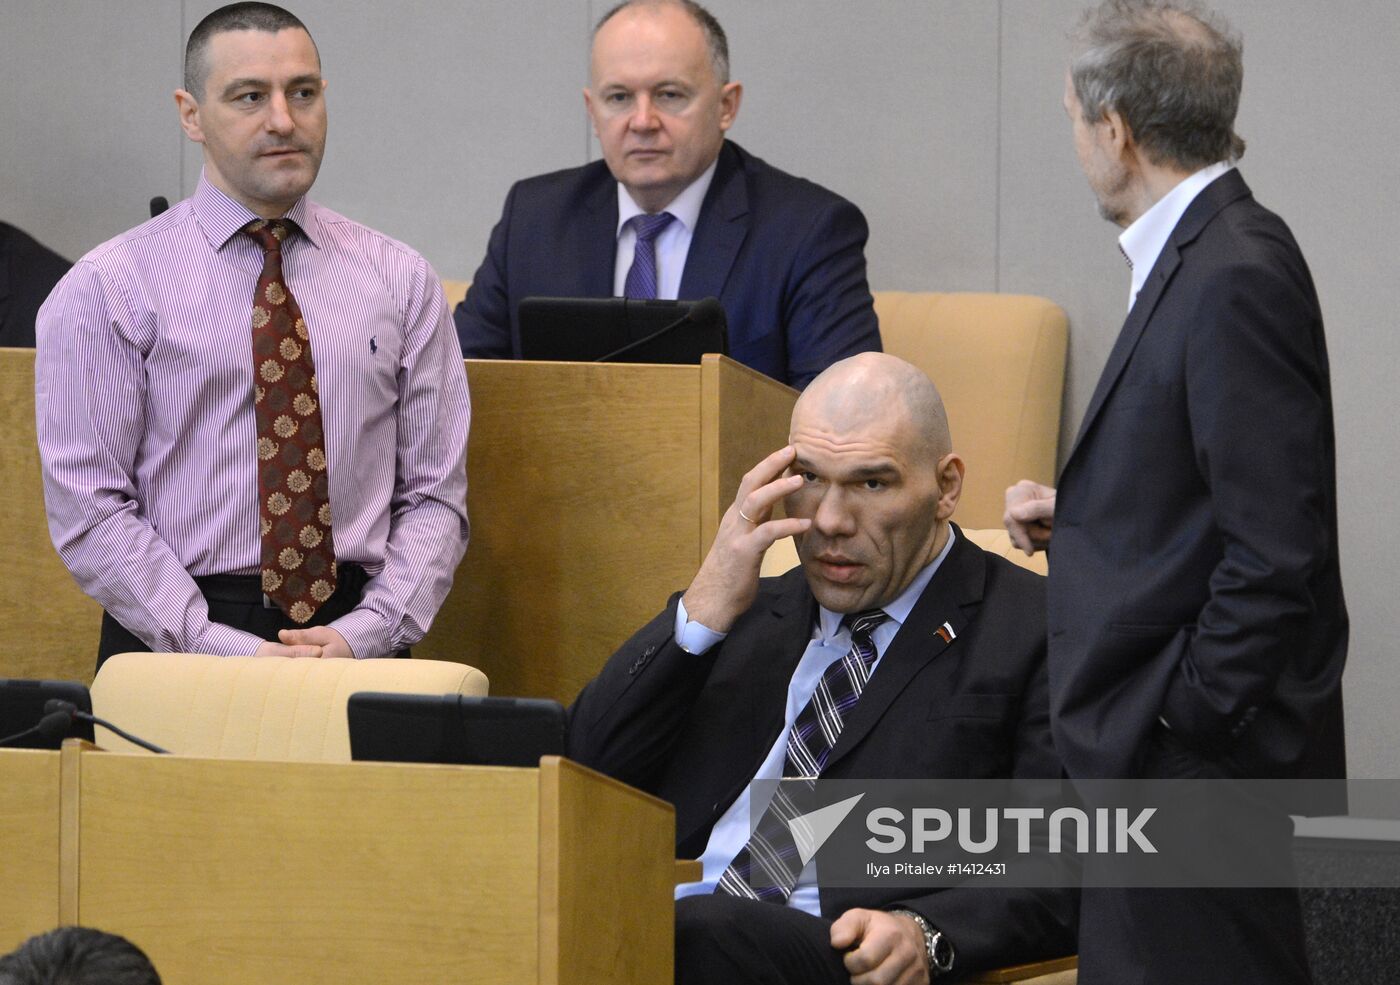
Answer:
[
  {"left": 347, "top": 692, "right": 566, "bottom": 768},
  {"left": 517, "top": 295, "right": 728, "bottom": 364}
]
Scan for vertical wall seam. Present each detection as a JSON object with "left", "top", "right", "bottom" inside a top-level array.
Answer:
[
  {"left": 584, "top": 0, "right": 595, "bottom": 163},
  {"left": 179, "top": 1, "right": 188, "bottom": 200},
  {"left": 994, "top": 1, "right": 1004, "bottom": 293}
]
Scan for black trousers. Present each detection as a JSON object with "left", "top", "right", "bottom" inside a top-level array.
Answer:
[
  {"left": 95, "top": 564, "right": 405, "bottom": 671},
  {"left": 1077, "top": 727, "right": 1313, "bottom": 985},
  {"left": 675, "top": 894, "right": 849, "bottom": 985}
]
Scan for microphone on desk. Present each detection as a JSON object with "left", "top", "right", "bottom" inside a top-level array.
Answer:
[
  {"left": 43, "top": 699, "right": 170, "bottom": 755},
  {"left": 0, "top": 709, "right": 76, "bottom": 749},
  {"left": 149, "top": 196, "right": 169, "bottom": 218},
  {"left": 595, "top": 296, "right": 727, "bottom": 363}
]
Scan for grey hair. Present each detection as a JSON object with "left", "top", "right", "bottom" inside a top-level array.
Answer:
[
  {"left": 595, "top": 0, "right": 730, "bottom": 84},
  {"left": 1070, "top": 0, "right": 1245, "bottom": 169},
  {"left": 0, "top": 927, "right": 162, "bottom": 985}
]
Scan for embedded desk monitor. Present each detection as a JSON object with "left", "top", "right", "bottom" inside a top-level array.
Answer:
[
  {"left": 516, "top": 296, "right": 728, "bottom": 365},
  {"left": 0, "top": 679, "right": 94, "bottom": 748},
  {"left": 347, "top": 692, "right": 566, "bottom": 768}
]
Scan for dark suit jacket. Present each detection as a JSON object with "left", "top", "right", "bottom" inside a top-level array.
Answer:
[
  {"left": 569, "top": 528, "right": 1077, "bottom": 973},
  {"left": 0, "top": 222, "right": 71, "bottom": 347},
  {"left": 1048, "top": 170, "right": 1348, "bottom": 782},
  {"left": 454, "top": 140, "right": 881, "bottom": 389}
]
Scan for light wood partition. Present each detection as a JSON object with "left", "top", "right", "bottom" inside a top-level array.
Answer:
[
  {"left": 45, "top": 748, "right": 675, "bottom": 985},
  {"left": 0, "top": 350, "right": 795, "bottom": 701},
  {"left": 0, "top": 749, "right": 62, "bottom": 952},
  {"left": 0, "top": 349, "right": 101, "bottom": 683},
  {"left": 420, "top": 355, "right": 795, "bottom": 703}
]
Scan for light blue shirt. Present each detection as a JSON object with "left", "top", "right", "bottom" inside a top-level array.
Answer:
[
  {"left": 612, "top": 158, "right": 719, "bottom": 300},
  {"left": 673, "top": 529, "right": 957, "bottom": 915}
]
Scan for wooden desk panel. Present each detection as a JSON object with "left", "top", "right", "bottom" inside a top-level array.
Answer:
[
  {"left": 419, "top": 357, "right": 795, "bottom": 705},
  {"left": 75, "top": 754, "right": 540, "bottom": 985},
  {"left": 538, "top": 757, "right": 676, "bottom": 985},
  {"left": 0, "top": 749, "right": 62, "bottom": 951},
  {"left": 421, "top": 360, "right": 705, "bottom": 703},
  {"left": 0, "top": 350, "right": 101, "bottom": 683}
]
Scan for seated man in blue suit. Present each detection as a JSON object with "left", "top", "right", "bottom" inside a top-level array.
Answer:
[{"left": 453, "top": 0, "right": 881, "bottom": 390}]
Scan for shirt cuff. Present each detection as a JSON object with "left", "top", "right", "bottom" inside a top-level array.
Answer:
[
  {"left": 197, "top": 622, "right": 270, "bottom": 658},
  {"left": 674, "top": 597, "right": 727, "bottom": 655},
  {"left": 330, "top": 607, "right": 389, "bottom": 660}
]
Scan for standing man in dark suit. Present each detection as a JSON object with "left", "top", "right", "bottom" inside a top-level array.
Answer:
[
  {"left": 0, "top": 221, "right": 70, "bottom": 347},
  {"left": 1004, "top": 2, "right": 1347, "bottom": 982},
  {"left": 454, "top": 0, "right": 881, "bottom": 390},
  {"left": 571, "top": 353, "right": 1076, "bottom": 984}
]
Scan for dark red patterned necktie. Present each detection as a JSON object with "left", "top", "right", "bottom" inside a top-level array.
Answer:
[{"left": 245, "top": 218, "right": 336, "bottom": 624}]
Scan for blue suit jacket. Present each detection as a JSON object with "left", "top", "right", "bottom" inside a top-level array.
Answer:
[
  {"left": 453, "top": 141, "right": 880, "bottom": 389},
  {"left": 1, "top": 222, "right": 71, "bottom": 348}
]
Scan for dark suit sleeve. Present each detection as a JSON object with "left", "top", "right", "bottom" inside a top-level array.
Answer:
[
  {"left": 567, "top": 594, "right": 720, "bottom": 793},
  {"left": 1158, "top": 249, "right": 1334, "bottom": 750},
  {"left": 894, "top": 680, "right": 1080, "bottom": 971},
  {"left": 888, "top": 574, "right": 1077, "bottom": 971},
  {"left": 781, "top": 197, "right": 881, "bottom": 389},
  {"left": 1, "top": 223, "right": 72, "bottom": 348},
  {"left": 452, "top": 183, "right": 519, "bottom": 358}
]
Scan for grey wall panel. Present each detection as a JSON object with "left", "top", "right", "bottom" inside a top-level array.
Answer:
[
  {"left": 0, "top": 0, "right": 185, "bottom": 261},
  {"left": 1219, "top": 1, "right": 1400, "bottom": 781},
  {"left": 701, "top": 0, "right": 1001, "bottom": 293},
  {"left": 997, "top": 0, "right": 1125, "bottom": 460},
  {"left": 180, "top": 0, "right": 592, "bottom": 279}
]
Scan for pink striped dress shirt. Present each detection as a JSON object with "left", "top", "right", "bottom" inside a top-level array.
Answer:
[{"left": 35, "top": 176, "right": 470, "bottom": 659}]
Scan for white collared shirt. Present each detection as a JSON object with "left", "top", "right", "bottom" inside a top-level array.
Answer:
[
  {"left": 1119, "top": 161, "right": 1233, "bottom": 311},
  {"left": 612, "top": 158, "right": 719, "bottom": 299},
  {"left": 673, "top": 528, "right": 958, "bottom": 915}
]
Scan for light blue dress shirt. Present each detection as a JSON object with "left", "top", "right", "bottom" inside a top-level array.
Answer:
[{"left": 612, "top": 159, "right": 719, "bottom": 300}]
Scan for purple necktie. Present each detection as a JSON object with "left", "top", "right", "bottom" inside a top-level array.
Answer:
[
  {"left": 623, "top": 212, "right": 676, "bottom": 300},
  {"left": 717, "top": 609, "right": 890, "bottom": 902}
]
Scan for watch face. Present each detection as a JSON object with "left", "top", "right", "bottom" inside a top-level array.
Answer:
[{"left": 931, "top": 932, "right": 954, "bottom": 972}]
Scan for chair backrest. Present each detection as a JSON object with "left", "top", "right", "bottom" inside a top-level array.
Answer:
[
  {"left": 90, "top": 653, "right": 489, "bottom": 761},
  {"left": 759, "top": 528, "right": 1047, "bottom": 578},
  {"left": 873, "top": 291, "right": 1068, "bottom": 529},
  {"left": 441, "top": 279, "right": 471, "bottom": 311}
]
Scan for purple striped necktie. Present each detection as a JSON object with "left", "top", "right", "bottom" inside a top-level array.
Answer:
[
  {"left": 717, "top": 608, "right": 889, "bottom": 902},
  {"left": 623, "top": 212, "right": 676, "bottom": 299}
]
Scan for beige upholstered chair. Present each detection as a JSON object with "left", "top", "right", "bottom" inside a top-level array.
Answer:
[
  {"left": 872, "top": 291, "right": 1068, "bottom": 530},
  {"left": 90, "top": 653, "right": 488, "bottom": 761},
  {"left": 761, "top": 527, "right": 1047, "bottom": 578},
  {"left": 441, "top": 279, "right": 471, "bottom": 310}
]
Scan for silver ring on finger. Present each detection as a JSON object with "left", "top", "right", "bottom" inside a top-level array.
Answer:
[{"left": 738, "top": 508, "right": 757, "bottom": 524}]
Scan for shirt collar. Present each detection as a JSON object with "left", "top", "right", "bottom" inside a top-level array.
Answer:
[
  {"left": 615, "top": 156, "right": 719, "bottom": 237},
  {"left": 191, "top": 170, "right": 319, "bottom": 251},
  {"left": 1118, "top": 161, "right": 1232, "bottom": 309},
  {"left": 814, "top": 525, "right": 958, "bottom": 641}
]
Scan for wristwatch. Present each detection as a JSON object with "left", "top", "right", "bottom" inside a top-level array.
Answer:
[{"left": 890, "top": 909, "right": 955, "bottom": 977}]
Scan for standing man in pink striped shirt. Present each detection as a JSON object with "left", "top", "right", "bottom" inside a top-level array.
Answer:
[{"left": 35, "top": 3, "right": 470, "bottom": 668}]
